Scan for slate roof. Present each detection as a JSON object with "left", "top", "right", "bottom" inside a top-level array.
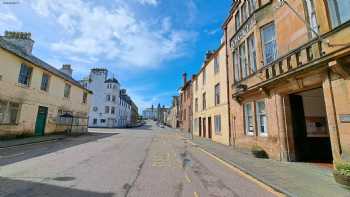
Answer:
[
  {"left": 105, "top": 78, "right": 119, "bottom": 84},
  {"left": 0, "top": 37, "right": 92, "bottom": 93}
]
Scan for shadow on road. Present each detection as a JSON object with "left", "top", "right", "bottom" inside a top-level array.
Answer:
[
  {"left": 0, "top": 132, "right": 119, "bottom": 166},
  {"left": 0, "top": 177, "right": 114, "bottom": 197}
]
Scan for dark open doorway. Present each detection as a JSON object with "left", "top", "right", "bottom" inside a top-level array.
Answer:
[
  {"left": 289, "top": 88, "right": 333, "bottom": 163},
  {"left": 208, "top": 117, "right": 212, "bottom": 139},
  {"left": 199, "top": 117, "right": 202, "bottom": 137}
]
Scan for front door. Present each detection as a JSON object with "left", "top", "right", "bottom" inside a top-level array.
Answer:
[
  {"left": 35, "top": 106, "right": 48, "bottom": 136},
  {"left": 203, "top": 118, "right": 206, "bottom": 138},
  {"left": 208, "top": 117, "right": 212, "bottom": 139}
]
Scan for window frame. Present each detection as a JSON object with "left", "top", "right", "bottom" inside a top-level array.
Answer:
[
  {"left": 64, "top": 83, "right": 71, "bottom": 98},
  {"left": 244, "top": 102, "right": 254, "bottom": 136},
  {"left": 214, "top": 115, "right": 221, "bottom": 134},
  {"left": 261, "top": 22, "right": 277, "bottom": 65},
  {"left": 256, "top": 100, "right": 268, "bottom": 136},
  {"left": 18, "top": 63, "right": 32, "bottom": 86},
  {"left": 40, "top": 73, "right": 50, "bottom": 92},
  {"left": 214, "top": 55, "right": 220, "bottom": 74},
  {"left": 326, "top": 0, "right": 350, "bottom": 28},
  {"left": 247, "top": 33, "right": 257, "bottom": 74},
  {"left": 233, "top": 50, "right": 241, "bottom": 82},
  {"left": 202, "top": 92, "right": 206, "bottom": 111},
  {"left": 214, "top": 83, "right": 220, "bottom": 105}
]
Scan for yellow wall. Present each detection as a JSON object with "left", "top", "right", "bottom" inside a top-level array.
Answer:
[
  {"left": 192, "top": 45, "right": 230, "bottom": 145},
  {"left": 0, "top": 48, "right": 91, "bottom": 136}
]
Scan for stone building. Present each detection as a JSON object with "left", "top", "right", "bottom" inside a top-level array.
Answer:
[
  {"left": 166, "top": 96, "right": 180, "bottom": 128},
  {"left": 179, "top": 73, "right": 193, "bottom": 134},
  {"left": 0, "top": 31, "right": 92, "bottom": 137},
  {"left": 223, "top": 0, "right": 350, "bottom": 162},
  {"left": 192, "top": 43, "right": 231, "bottom": 145}
]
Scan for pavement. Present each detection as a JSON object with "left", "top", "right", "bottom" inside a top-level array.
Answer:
[
  {"left": 0, "top": 121, "right": 280, "bottom": 197},
  {"left": 0, "top": 134, "right": 66, "bottom": 148},
  {"left": 189, "top": 135, "right": 350, "bottom": 197}
]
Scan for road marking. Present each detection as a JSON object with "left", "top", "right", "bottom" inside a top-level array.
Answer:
[
  {"left": 184, "top": 173, "right": 191, "bottom": 183},
  {"left": 193, "top": 144, "right": 285, "bottom": 197},
  {"left": 194, "top": 191, "right": 199, "bottom": 197}
]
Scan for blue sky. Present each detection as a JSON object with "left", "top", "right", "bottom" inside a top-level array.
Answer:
[{"left": 0, "top": 0, "right": 231, "bottom": 111}]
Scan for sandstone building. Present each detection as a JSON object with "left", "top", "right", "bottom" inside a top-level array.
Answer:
[
  {"left": 223, "top": 0, "right": 350, "bottom": 162},
  {"left": 179, "top": 73, "right": 193, "bottom": 134}
]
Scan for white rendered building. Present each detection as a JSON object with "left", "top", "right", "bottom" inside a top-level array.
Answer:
[{"left": 81, "top": 68, "right": 132, "bottom": 128}]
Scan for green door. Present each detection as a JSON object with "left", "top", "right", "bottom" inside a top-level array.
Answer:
[{"left": 35, "top": 106, "right": 48, "bottom": 136}]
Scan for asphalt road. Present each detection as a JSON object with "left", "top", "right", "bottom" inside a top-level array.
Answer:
[{"left": 0, "top": 121, "right": 278, "bottom": 197}]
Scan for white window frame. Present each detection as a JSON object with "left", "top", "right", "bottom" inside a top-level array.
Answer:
[
  {"left": 239, "top": 43, "right": 248, "bottom": 79},
  {"left": 233, "top": 50, "right": 241, "bottom": 82},
  {"left": 244, "top": 102, "right": 254, "bottom": 136},
  {"left": 261, "top": 23, "right": 277, "bottom": 65},
  {"left": 256, "top": 100, "right": 268, "bottom": 136}
]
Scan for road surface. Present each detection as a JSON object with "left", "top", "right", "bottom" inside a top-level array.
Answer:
[{"left": 0, "top": 121, "right": 278, "bottom": 197}]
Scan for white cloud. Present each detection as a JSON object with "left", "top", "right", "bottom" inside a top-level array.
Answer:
[
  {"left": 30, "top": 0, "right": 193, "bottom": 68},
  {"left": 136, "top": 0, "right": 159, "bottom": 6},
  {"left": 0, "top": 12, "right": 22, "bottom": 33}
]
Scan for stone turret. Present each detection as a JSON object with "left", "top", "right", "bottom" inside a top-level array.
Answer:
[{"left": 2, "top": 31, "right": 34, "bottom": 54}]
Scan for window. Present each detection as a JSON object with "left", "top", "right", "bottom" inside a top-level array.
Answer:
[
  {"left": 327, "top": 0, "right": 350, "bottom": 28},
  {"left": 64, "top": 84, "right": 71, "bottom": 98},
  {"left": 105, "top": 106, "right": 110, "bottom": 113},
  {"left": 101, "top": 119, "right": 106, "bottom": 123},
  {"left": 249, "top": 0, "right": 257, "bottom": 14},
  {"left": 82, "top": 92, "right": 88, "bottom": 104},
  {"left": 195, "top": 79, "right": 198, "bottom": 91},
  {"left": 106, "top": 95, "right": 111, "bottom": 101},
  {"left": 93, "top": 106, "right": 98, "bottom": 112},
  {"left": 0, "top": 100, "right": 20, "bottom": 124},
  {"left": 214, "top": 115, "right": 221, "bottom": 133},
  {"left": 215, "top": 83, "right": 220, "bottom": 105},
  {"left": 112, "top": 95, "right": 116, "bottom": 102},
  {"left": 247, "top": 34, "right": 257, "bottom": 73},
  {"left": 195, "top": 98, "right": 198, "bottom": 112},
  {"left": 0, "top": 100, "right": 6, "bottom": 123},
  {"left": 239, "top": 43, "right": 248, "bottom": 78},
  {"left": 214, "top": 55, "right": 220, "bottom": 74},
  {"left": 93, "top": 119, "right": 97, "bottom": 124},
  {"left": 235, "top": 10, "right": 241, "bottom": 31},
  {"left": 183, "top": 109, "right": 186, "bottom": 120},
  {"left": 111, "top": 107, "right": 115, "bottom": 114},
  {"left": 244, "top": 103, "right": 254, "bottom": 135},
  {"left": 233, "top": 50, "right": 241, "bottom": 82},
  {"left": 242, "top": 1, "right": 248, "bottom": 22},
  {"left": 202, "top": 68, "right": 206, "bottom": 85},
  {"left": 40, "top": 73, "right": 50, "bottom": 91},
  {"left": 261, "top": 23, "right": 277, "bottom": 65},
  {"left": 202, "top": 93, "right": 206, "bottom": 110},
  {"left": 18, "top": 64, "right": 32, "bottom": 86},
  {"left": 256, "top": 100, "right": 267, "bottom": 136},
  {"left": 305, "top": 0, "right": 318, "bottom": 37}
]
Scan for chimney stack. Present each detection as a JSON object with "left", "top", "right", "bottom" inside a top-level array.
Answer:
[
  {"left": 2, "top": 31, "right": 34, "bottom": 54},
  {"left": 182, "top": 73, "right": 187, "bottom": 85},
  {"left": 60, "top": 64, "right": 73, "bottom": 77}
]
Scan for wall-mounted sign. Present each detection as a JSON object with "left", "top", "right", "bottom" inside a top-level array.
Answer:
[
  {"left": 230, "top": 16, "right": 256, "bottom": 50},
  {"left": 339, "top": 114, "right": 350, "bottom": 123}
]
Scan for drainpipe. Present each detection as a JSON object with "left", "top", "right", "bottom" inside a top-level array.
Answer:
[{"left": 224, "top": 26, "right": 234, "bottom": 147}]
